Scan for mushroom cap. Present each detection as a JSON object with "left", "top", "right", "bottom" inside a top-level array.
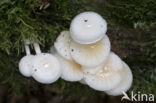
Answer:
[
  {"left": 56, "top": 54, "right": 83, "bottom": 82},
  {"left": 19, "top": 55, "right": 34, "bottom": 77},
  {"left": 70, "top": 35, "right": 110, "bottom": 67},
  {"left": 106, "top": 62, "right": 133, "bottom": 96},
  {"left": 80, "top": 64, "right": 103, "bottom": 85},
  {"left": 70, "top": 11, "right": 107, "bottom": 44},
  {"left": 82, "top": 64, "right": 103, "bottom": 75},
  {"left": 32, "top": 53, "right": 61, "bottom": 84},
  {"left": 103, "top": 52, "right": 123, "bottom": 70},
  {"left": 54, "top": 31, "right": 72, "bottom": 60},
  {"left": 83, "top": 52, "right": 123, "bottom": 91}
]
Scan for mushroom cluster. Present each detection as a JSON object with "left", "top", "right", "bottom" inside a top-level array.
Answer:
[
  {"left": 53, "top": 11, "right": 133, "bottom": 96},
  {"left": 19, "top": 11, "right": 133, "bottom": 96}
]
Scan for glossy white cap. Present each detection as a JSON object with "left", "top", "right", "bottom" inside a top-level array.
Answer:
[
  {"left": 83, "top": 52, "right": 123, "bottom": 91},
  {"left": 106, "top": 62, "right": 133, "bottom": 96},
  {"left": 56, "top": 54, "right": 83, "bottom": 82},
  {"left": 19, "top": 55, "right": 34, "bottom": 77},
  {"left": 70, "top": 11, "right": 107, "bottom": 44},
  {"left": 54, "top": 31, "right": 72, "bottom": 60},
  {"left": 70, "top": 35, "right": 110, "bottom": 67},
  {"left": 32, "top": 53, "right": 61, "bottom": 84}
]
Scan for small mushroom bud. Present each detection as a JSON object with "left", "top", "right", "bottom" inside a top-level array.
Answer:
[
  {"left": 106, "top": 62, "right": 133, "bottom": 96},
  {"left": 70, "top": 35, "right": 110, "bottom": 67},
  {"left": 70, "top": 11, "right": 107, "bottom": 44},
  {"left": 19, "top": 40, "right": 34, "bottom": 77},
  {"left": 54, "top": 31, "right": 72, "bottom": 60},
  {"left": 32, "top": 42, "right": 61, "bottom": 84},
  {"left": 55, "top": 53, "right": 83, "bottom": 82},
  {"left": 83, "top": 52, "right": 123, "bottom": 91}
]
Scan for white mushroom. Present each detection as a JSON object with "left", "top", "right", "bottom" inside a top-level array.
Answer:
[
  {"left": 54, "top": 31, "right": 72, "bottom": 60},
  {"left": 106, "top": 61, "right": 133, "bottom": 96},
  {"left": 79, "top": 64, "right": 103, "bottom": 85},
  {"left": 103, "top": 52, "right": 123, "bottom": 70},
  {"left": 55, "top": 53, "right": 83, "bottom": 82},
  {"left": 83, "top": 52, "right": 123, "bottom": 91},
  {"left": 82, "top": 64, "right": 102, "bottom": 75},
  {"left": 70, "top": 35, "right": 110, "bottom": 67},
  {"left": 32, "top": 42, "right": 61, "bottom": 84},
  {"left": 19, "top": 40, "right": 34, "bottom": 77},
  {"left": 70, "top": 11, "right": 107, "bottom": 44}
]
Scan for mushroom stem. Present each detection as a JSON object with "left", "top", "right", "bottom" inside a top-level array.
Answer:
[
  {"left": 33, "top": 42, "right": 41, "bottom": 54},
  {"left": 25, "top": 44, "right": 31, "bottom": 55},
  {"left": 25, "top": 39, "right": 31, "bottom": 55}
]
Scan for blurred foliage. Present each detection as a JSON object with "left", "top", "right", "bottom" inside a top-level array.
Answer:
[{"left": 0, "top": 0, "right": 156, "bottom": 100}]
